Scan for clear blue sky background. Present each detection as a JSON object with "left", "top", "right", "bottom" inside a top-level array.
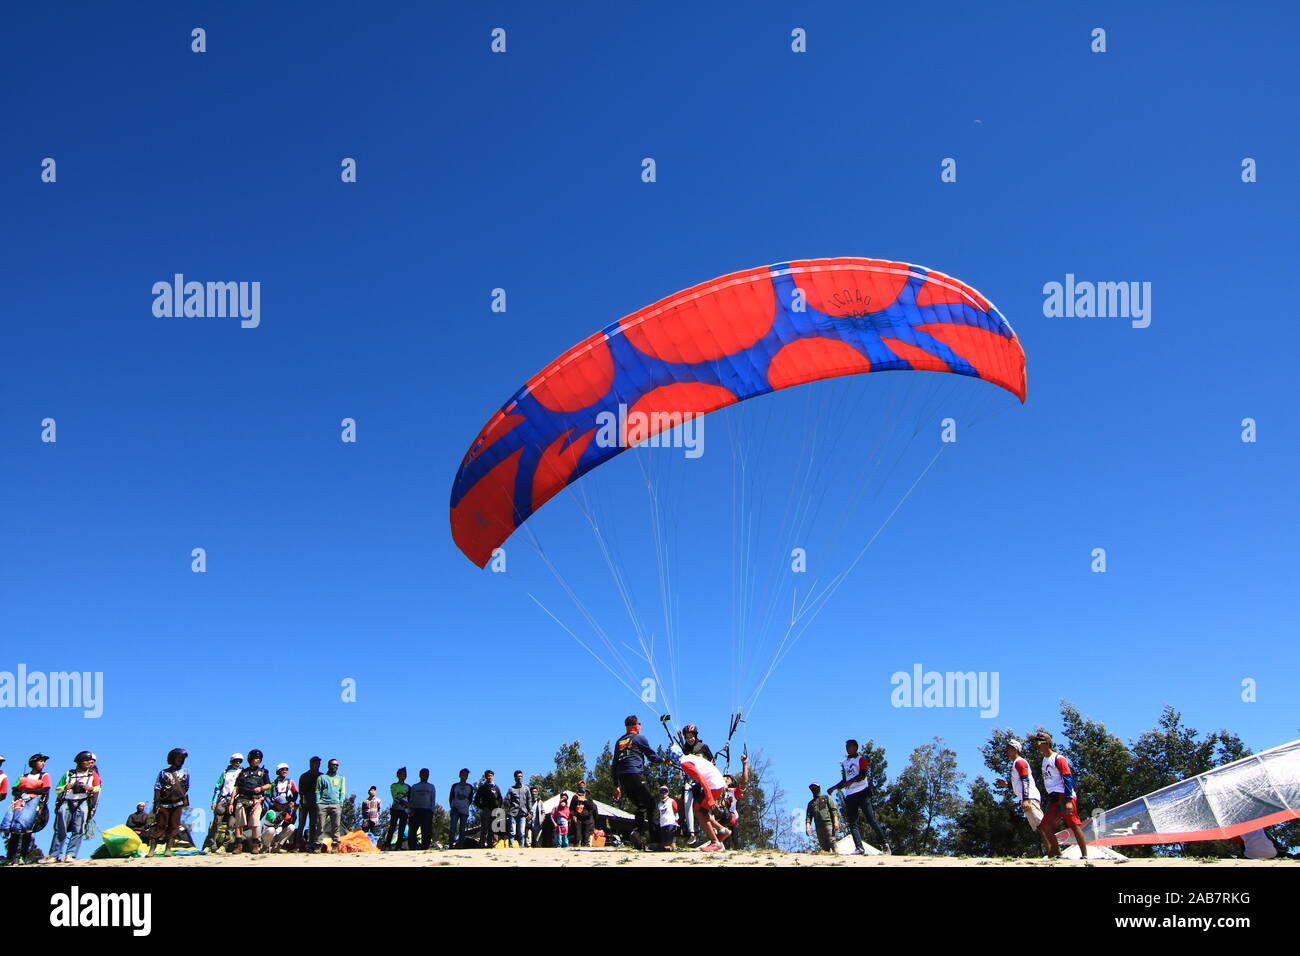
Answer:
[{"left": 3, "top": 1, "right": 1297, "bottom": 852}]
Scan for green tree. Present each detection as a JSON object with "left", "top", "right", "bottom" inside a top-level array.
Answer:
[
  {"left": 340, "top": 794, "right": 359, "bottom": 833},
  {"left": 530, "top": 740, "right": 589, "bottom": 796},
  {"left": 880, "top": 737, "right": 965, "bottom": 855},
  {"left": 1057, "top": 701, "right": 1136, "bottom": 818},
  {"left": 950, "top": 777, "right": 1026, "bottom": 857},
  {"left": 431, "top": 804, "right": 449, "bottom": 847},
  {"left": 731, "top": 750, "right": 788, "bottom": 850},
  {"left": 590, "top": 742, "right": 615, "bottom": 804}
]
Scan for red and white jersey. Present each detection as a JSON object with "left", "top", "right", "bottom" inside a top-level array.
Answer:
[
  {"left": 680, "top": 754, "right": 725, "bottom": 793},
  {"left": 1041, "top": 752, "right": 1072, "bottom": 795},
  {"left": 1009, "top": 757, "right": 1040, "bottom": 801},
  {"left": 657, "top": 797, "right": 679, "bottom": 828},
  {"left": 841, "top": 756, "right": 870, "bottom": 796}
]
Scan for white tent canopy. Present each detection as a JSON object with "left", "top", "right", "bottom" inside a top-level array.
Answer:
[{"left": 539, "top": 790, "right": 634, "bottom": 820}]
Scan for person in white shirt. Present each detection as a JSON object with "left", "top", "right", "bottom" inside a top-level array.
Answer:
[
  {"left": 655, "top": 785, "right": 679, "bottom": 850},
  {"left": 994, "top": 738, "right": 1050, "bottom": 855}
]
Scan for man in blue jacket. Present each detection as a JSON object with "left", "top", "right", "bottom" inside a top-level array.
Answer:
[{"left": 611, "top": 715, "right": 663, "bottom": 849}]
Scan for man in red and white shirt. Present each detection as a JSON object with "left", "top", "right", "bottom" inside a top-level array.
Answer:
[
  {"left": 995, "top": 738, "right": 1050, "bottom": 855},
  {"left": 1035, "top": 732, "right": 1088, "bottom": 858},
  {"left": 827, "top": 739, "right": 890, "bottom": 854}
]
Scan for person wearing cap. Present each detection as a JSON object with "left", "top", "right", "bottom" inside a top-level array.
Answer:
[
  {"left": 678, "top": 724, "right": 713, "bottom": 846},
  {"left": 126, "top": 802, "right": 151, "bottom": 840},
  {"left": 2, "top": 753, "right": 52, "bottom": 864},
  {"left": 805, "top": 783, "right": 838, "bottom": 852},
  {"left": 48, "top": 751, "right": 102, "bottom": 862},
  {"left": 203, "top": 752, "right": 243, "bottom": 851},
  {"left": 447, "top": 768, "right": 474, "bottom": 849},
  {"left": 827, "top": 739, "right": 891, "bottom": 854},
  {"left": 230, "top": 749, "right": 272, "bottom": 853},
  {"left": 994, "top": 738, "right": 1049, "bottom": 855},
  {"left": 611, "top": 715, "right": 663, "bottom": 849},
  {"left": 265, "top": 762, "right": 298, "bottom": 851},
  {"left": 148, "top": 748, "right": 190, "bottom": 858},
  {"left": 383, "top": 767, "right": 411, "bottom": 850},
  {"left": 654, "top": 785, "right": 680, "bottom": 850},
  {"left": 260, "top": 804, "right": 296, "bottom": 853},
  {"left": 296, "top": 756, "right": 323, "bottom": 850},
  {"left": 568, "top": 784, "right": 597, "bottom": 848},
  {"left": 1035, "top": 732, "right": 1088, "bottom": 858}
]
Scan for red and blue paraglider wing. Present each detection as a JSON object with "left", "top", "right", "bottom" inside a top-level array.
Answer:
[{"left": 451, "top": 257, "right": 1026, "bottom": 567}]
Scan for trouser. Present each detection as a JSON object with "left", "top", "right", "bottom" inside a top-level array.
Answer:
[
  {"left": 383, "top": 809, "right": 408, "bottom": 848},
  {"left": 656, "top": 824, "right": 678, "bottom": 848},
  {"left": 448, "top": 809, "right": 468, "bottom": 848},
  {"left": 814, "top": 819, "right": 835, "bottom": 851},
  {"left": 50, "top": 800, "right": 90, "bottom": 859},
  {"left": 409, "top": 809, "right": 433, "bottom": 849},
  {"left": 682, "top": 785, "right": 698, "bottom": 836},
  {"left": 843, "top": 789, "right": 888, "bottom": 851},
  {"left": 555, "top": 830, "right": 569, "bottom": 847},
  {"left": 262, "top": 825, "right": 294, "bottom": 851},
  {"left": 233, "top": 797, "right": 262, "bottom": 845},
  {"left": 570, "top": 815, "right": 593, "bottom": 847},
  {"left": 298, "top": 802, "right": 320, "bottom": 846},
  {"left": 204, "top": 807, "right": 235, "bottom": 849},
  {"left": 478, "top": 807, "right": 503, "bottom": 846},
  {"left": 152, "top": 806, "right": 184, "bottom": 847},
  {"left": 616, "top": 774, "right": 656, "bottom": 845},
  {"left": 507, "top": 814, "right": 527, "bottom": 846},
  {"left": 1, "top": 797, "right": 42, "bottom": 838},
  {"left": 318, "top": 805, "right": 342, "bottom": 847}
]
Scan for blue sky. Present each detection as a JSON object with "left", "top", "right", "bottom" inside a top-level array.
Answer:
[{"left": 3, "top": 1, "right": 1298, "bottom": 851}]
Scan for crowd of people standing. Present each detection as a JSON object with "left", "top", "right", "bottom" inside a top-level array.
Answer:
[{"left": 1, "top": 717, "right": 1082, "bottom": 863}]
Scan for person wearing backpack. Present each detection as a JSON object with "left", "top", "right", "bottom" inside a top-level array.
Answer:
[
  {"left": 231, "top": 750, "right": 273, "bottom": 854},
  {"left": 48, "top": 751, "right": 101, "bottom": 862},
  {"left": 148, "top": 748, "right": 190, "bottom": 858},
  {"left": 2, "top": 754, "right": 52, "bottom": 865},
  {"left": 203, "top": 753, "right": 243, "bottom": 851}
]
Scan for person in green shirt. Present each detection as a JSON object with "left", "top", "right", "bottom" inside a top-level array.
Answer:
[
  {"left": 315, "top": 759, "right": 346, "bottom": 853},
  {"left": 382, "top": 767, "right": 410, "bottom": 851},
  {"left": 805, "top": 782, "right": 838, "bottom": 852}
]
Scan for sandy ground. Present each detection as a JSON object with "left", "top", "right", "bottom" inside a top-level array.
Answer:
[{"left": 48, "top": 848, "right": 1293, "bottom": 868}]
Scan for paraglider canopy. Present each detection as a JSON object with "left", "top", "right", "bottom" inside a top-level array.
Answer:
[{"left": 451, "top": 257, "right": 1025, "bottom": 567}]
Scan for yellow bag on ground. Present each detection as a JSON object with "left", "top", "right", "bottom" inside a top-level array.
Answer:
[
  {"left": 339, "top": 830, "right": 379, "bottom": 853},
  {"left": 99, "top": 824, "right": 142, "bottom": 858}
]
